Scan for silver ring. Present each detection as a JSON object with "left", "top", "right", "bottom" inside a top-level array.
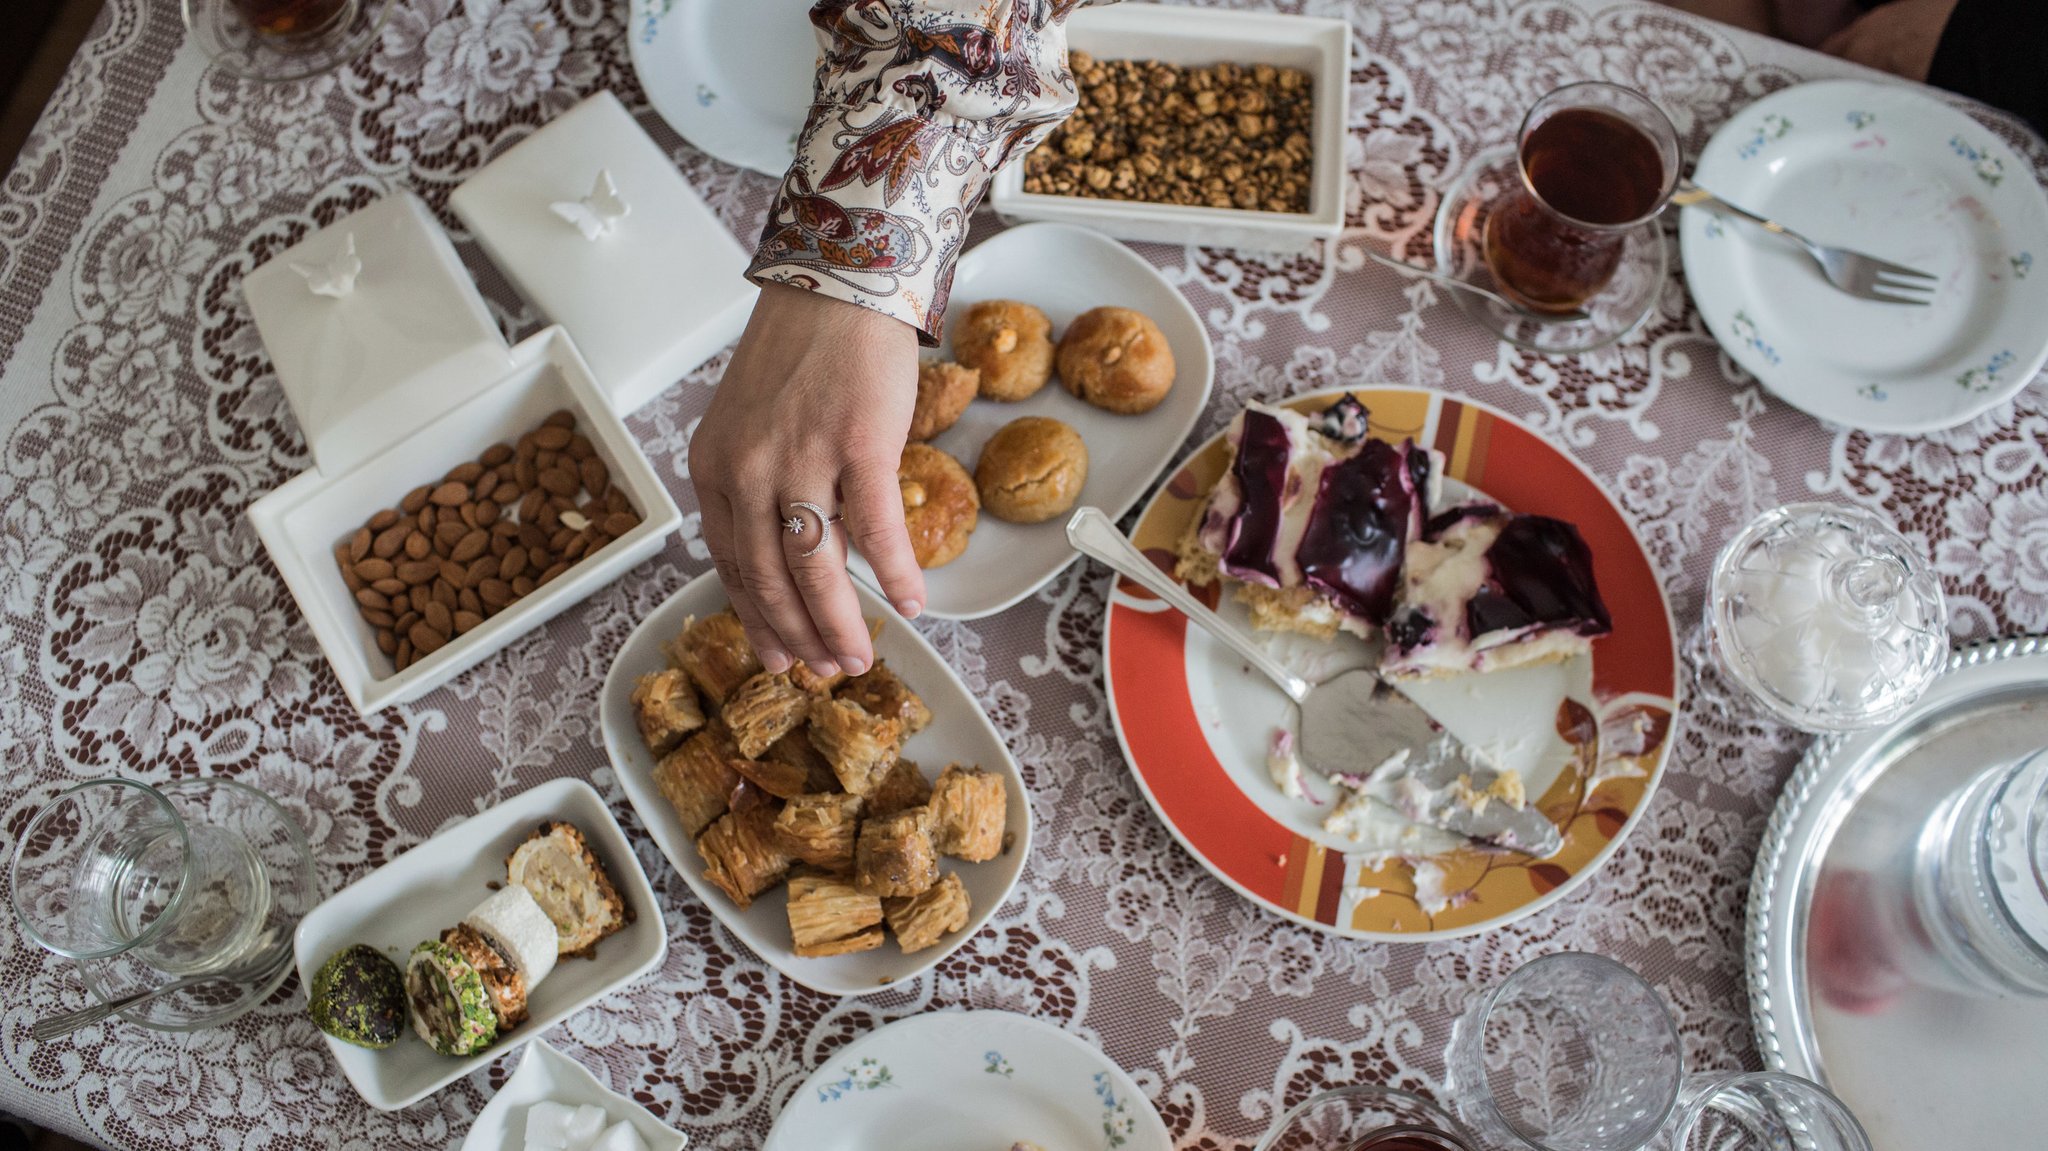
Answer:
[{"left": 782, "top": 501, "right": 844, "bottom": 558}]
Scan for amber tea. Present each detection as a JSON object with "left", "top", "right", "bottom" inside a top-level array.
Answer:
[{"left": 229, "top": 0, "right": 355, "bottom": 41}]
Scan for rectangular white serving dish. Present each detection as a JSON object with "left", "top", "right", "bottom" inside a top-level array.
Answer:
[
  {"left": 602, "top": 570, "right": 1032, "bottom": 998},
  {"left": 248, "top": 326, "right": 683, "bottom": 715},
  {"left": 293, "top": 777, "right": 667, "bottom": 1113},
  {"left": 988, "top": 3, "right": 1349, "bottom": 254}
]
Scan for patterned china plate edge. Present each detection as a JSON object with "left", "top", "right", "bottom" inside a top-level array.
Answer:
[
  {"left": 1744, "top": 633, "right": 2048, "bottom": 1074},
  {"left": 1101, "top": 385, "right": 1682, "bottom": 941},
  {"left": 761, "top": 1010, "right": 1172, "bottom": 1151}
]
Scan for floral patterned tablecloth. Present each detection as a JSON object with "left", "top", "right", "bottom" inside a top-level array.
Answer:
[{"left": 1, "top": 1, "right": 2043, "bottom": 1148}]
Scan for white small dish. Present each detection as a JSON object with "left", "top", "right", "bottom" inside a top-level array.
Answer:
[
  {"left": 988, "top": 3, "right": 1349, "bottom": 254},
  {"left": 1682, "top": 79, "right": 2048, "bottom": 434},
  {"left": 602, "top": 570, "right": 1031, "bottom": 997},
  {"left": 847, "top": 222, "right": 1214, "bottom": 620},
  {"left": 627, "top": 0, "right": 814, "bottom": 176},
  {"left": 763, "top": 1010, "right": 1170, "bottom": 1151},
  {"left": 461, "top": 1040, "right": 687, "bottom": 1151},
  {"left": 293, "top": 778, "right": 667, "bottom": 1112}
]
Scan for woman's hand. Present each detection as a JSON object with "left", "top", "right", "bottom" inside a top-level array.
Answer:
[{"left": 691, "top": 283, "right": 927, "bottom": 678}]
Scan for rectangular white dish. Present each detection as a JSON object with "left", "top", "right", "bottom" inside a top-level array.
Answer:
[
  {"left": 292, "top": 777, "right": 667, "bottom": 1112},
  {"left": 602, "top": 570, "right": 1031, "bottom": 997},
  {"left": 988, "top": 4, "right": 1349, "bottom": 254},
  {"left": 248, "top": 326, "right": 683, "bottom": 715}
]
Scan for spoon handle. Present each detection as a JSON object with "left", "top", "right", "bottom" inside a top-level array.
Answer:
[
  {"left": 1066, "top": 507, "right": 1311, "bottom": 704},
  {"left": 33, "top": 984, "right": 179, "bottom": 1041}
]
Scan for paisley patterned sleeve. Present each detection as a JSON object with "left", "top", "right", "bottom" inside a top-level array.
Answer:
[{"left": 747, "top": 0, "right": 1098, "bottom": 343}]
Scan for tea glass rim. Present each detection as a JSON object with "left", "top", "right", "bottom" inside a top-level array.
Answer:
[
  {"left": 1511, "top": 80, "right": 1682, "bottom": 234},
  {"left": 1670, "top": 1071, "right": 1872, "bottom": 1151},
  {"left": 10, "top": 777, "right": 193, "bottom": 961},
  {"left": 1455, "top": 951, "right": 1683, "bottom": 1151},
  {"left": 1254, "top": 1083, "right": 1473, "bottom": 1151}
]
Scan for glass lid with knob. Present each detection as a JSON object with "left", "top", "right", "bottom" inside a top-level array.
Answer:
[{"left": 1707, "top": 502, "right": 1948, "bottom": 732}]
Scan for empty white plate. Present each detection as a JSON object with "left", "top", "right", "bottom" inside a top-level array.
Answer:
[
  {"left": 763, "top": 1011, "right": 1170, "bottom": 1151},
  {"left": 1682, "top": 79, "right": 2048, "bottom": 434},
  {"left": 850, "top": 222, "right": 1215, "bottom": 619},
  {"left": 627, "top": 0, "right": 815, "bottom": 176},
  {"left": 602, "top": 570, "right": 1031, "bottom": 997}
]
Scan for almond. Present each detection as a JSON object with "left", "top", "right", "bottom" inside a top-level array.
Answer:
[
  {"left": 537, "top": 448, "right": 559, "bottom": 469},
  {"left": 354, "top": 557, "right": 395, "bottom": 582},
  {"left": 451, "top": 529, "right": 489, "bottom": 563},
  {"left": 579, "top": 457, "right": 609, "bottom": 497},
  {"left": 512, "top": 575, "right": 536, "bottom": 597},
  {"left": 472, "top": 473, "right": 499, "bottom": 503},
  {"left": 499, "top": 546, "right": 528, "bottom": 581},
  {"left": 371, "top": 577, "right": 406, "bottom": 596},
  {"left": 396, "top": 636, "right": 413, "bottom": 670},
  {"left": 440, "top": 559, "right": 467, "bottom": 586},
  {"left": 454, "top": 610, "right": 483, "bottom": 634},
  {"left": 458, "top": 587, "right": 482, "bottom": 615},
  {"left": 465, "top": 555, "right": 497, "bottom": 586},
  {"left": 431, "top": 580, "right": 458, "bottom": 610},
  {"left": 518, "top": 523, "right": 549, "bottom": 552},
  {"left": 481, "top": 443, "right": 514, "bottom": 468},
  {"left": 396, "top": 560, "right": 438, "bottom": 585},
  {"left": 515, "top": 458, "right": 539, "bottom": 491},
  {"left": 445, "top": 461, "right": 483, "bottom": 485},
  {"left": 534, "top": 425, "right": 573, "bottom": 450},
  {"left": 401, "top": 486, "right": 432, "bottom": 515},
  {"left": 543, "top": 409, "right": 576, "bottom": 429},
  {"left": 355, "top": 587, "right": 391, "bottom": 611},
  {"left": 395, "top": 610, "right": 420, "bottom": 636},
  {"left": 423, "top": 601, "right": 452, "bottom": 635},
  {"left": 479, "top": 578, "right": 513, "bottom": 608},
  {"left": 602, "top": 512, "right": 640, "bottom": 537},
  {"left": 490, "top": 533, "right": 511, "bottom": 558},
  {"left": 348, "top": 527, "right": 372, "bottom": 564},
  {"left": 435, "top": 521, "right": 469, "bottom": 553},
  {"left": 369, "top": 508, "right": 400, "bottom": 532},
  {"left": 491, "top": 519, "right": 520, "bottom": 539},
  {"left": 458, "top": 502, "right": 479, "bottom": 529},
  {"left": 604, "top": 488, "right": 630, "bottom": 514},
  {"left": 429, "top": 481, "right": 468, "bottom": 507},
  {"left": 372, "top": 523, "right": 409, "bottom": 559},
  {"left": 409, "top": 585, "right": 431, "bottom": 614},
  {"left": 363, "top": 609, "right": 395, "bottom": 629},
  {"left": 376, "top": 629, "right": 398, "bottom": 656},
  {"left": 539, "top": 561, "right": 570, "bottom": 585},
  {"left": 474, "top": 499, "right": 499, "bottom": 526},
  {"left": 417, "top": 505, "right": 435, "bottom": 533},
  {"left": 403, "top": 531, "right": 431, "bottom": 561},
  {"left": 566, "top": 433, "right": 594, "bottom": 461},
  {"left": 564, "top": 533, "right": 590, "bottom": 561},
  {"left": 340, "top": 562, "right": 364, "bottom": 593}
]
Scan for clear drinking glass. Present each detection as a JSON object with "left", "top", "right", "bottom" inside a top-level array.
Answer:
[
  {"left": 182, "top": 0, "right": 392, "bottom": 83},
  {"left": 1445, "top": 952, "right": 1683, "bottom": 1151},
  {"left": 11, "top": 778, "right": 271, "bottom": 974},
  {"left": 1906, "top": 745, "right": 2048, "bottom": 996},
  {"left": 1666, "top": 1073, "right": 1871, "bottom": 1151},
  {"left": 1707, "top": 503, "right": 1947, "bottom": 732},
  {"left": 1482, "top": 82, "right": 1681, "bottom": 314},
  {"left": 1257, "top": 1085, "right": 1476, "bottom": 1151}
]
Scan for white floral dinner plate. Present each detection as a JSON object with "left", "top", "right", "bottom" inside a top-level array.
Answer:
[
  {"left": 461, "top": 1040, "right": 687, "bottom": 1151},
  {"left": 847, "top": 222, "right": 1216, "bottom": 619},
  {"left": 1682, "top": 79, "right": 2048, "bottom": 434},
  {"left": 762, "top": 1011, "right": 1170, "bottom": 1151},
  {"left": 602, "top": 570, "right": 1031, "bottom": 997},
  {"left": 292, "top": 778, "right": 667, "bottom": 1112},
  {"left": 627, "top": 0, "right": 815, "bottom": 176}
]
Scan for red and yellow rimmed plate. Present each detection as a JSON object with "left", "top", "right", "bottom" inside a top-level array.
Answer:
[{"left": 1104, "top": 387, "right": 1678, "bottom": 940}]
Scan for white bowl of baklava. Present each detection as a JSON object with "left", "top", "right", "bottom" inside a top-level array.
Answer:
[{"left": 600, "top": 571, "right": 1031, "bottom": 997}]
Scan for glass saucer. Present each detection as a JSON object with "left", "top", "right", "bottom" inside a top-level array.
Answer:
[
  {"left": 76, "top": 777, "right": 319, "bottom": 1031},
  {"left": 182, "top": 0, "right": 393, "bottom": 83},
  {"left": 1432, "top": 145, "right": 1667, "bottom": 355}
]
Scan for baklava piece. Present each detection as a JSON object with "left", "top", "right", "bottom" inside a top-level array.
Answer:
[
  {"left": 669, "top": 611, "right": 762, "bottom": 706},
  {"left": 808, "top": 698, "right": 903, "bottom": 796},
  {"left": 788, "top": 658, "right": 846, "bottom": 695},
  {"left": 652, "top": 730, "right": 741, "bottom": 838},
  {"left": 505, "top": 821, "right": 628, "bottom": 957},
  {"left": 928, "top": 764, "right": 1007, "bottom": 862},
  {"left": 867, "top": 757, "right": 933, "bottom": 818},
  {"left": 834, "top": 661, "right": 932, "bottom": 739},
  {"left": 764, "top": 730, "right": 841, "bottom": 795},
  {"left": 629, "top": 667, "right": 705, "bottom": 756},
  {"left": 723, "top": 671, "right": 813, "bottom": 758},
  {"left": 731, "top": 755, "right": 810, "bottom": 800},
  {"left": 775, "top": 792, "right": 865, "bottom": 875},
  {"left": 785, "top": 874, "right": 886, "bottom": 957},
  {"left": 883, "top": 871, "right": 970, "bottom": 953},
  {"left": 854, "top": 806, "right": 939, "bottom": 898},
  {"left": 695, "top": 803, "right": 792, "bottom": 909}
]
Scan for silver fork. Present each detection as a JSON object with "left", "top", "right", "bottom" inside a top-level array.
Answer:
[
  {"left": 1674, "top": 178, "right": 1939, "bottom": 305},
  {"left": 33, "top": 929, "right": 293, "bottom": 1041}
]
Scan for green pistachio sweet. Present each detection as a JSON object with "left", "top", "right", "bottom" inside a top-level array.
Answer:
[{"left": 308, "top": 943, "right": 407, "bottom": 1049}]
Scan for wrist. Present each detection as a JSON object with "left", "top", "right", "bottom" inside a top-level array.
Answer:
[{"left": 754, "top": 282, "right": 918, "bottom": 354}]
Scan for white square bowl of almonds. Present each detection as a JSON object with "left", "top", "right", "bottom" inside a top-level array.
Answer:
[
  {"left": 987, "top": 3, "right": 1349, "bottom": 254},
  {"left": 250, "top": 326, "right": 682, "bottom": 714},
  {"left": 601, "top": 569, "right": 1031, "bottom": 998}
]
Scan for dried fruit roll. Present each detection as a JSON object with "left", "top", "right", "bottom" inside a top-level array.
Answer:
[
  {"left": 506, "top": 821, "right": 627, "bottom": 957},
  {"left": 404, "top": 939, "right": 498, "bottom": 1056},
  {"left": 461, "top": 883, "right": 559, "bottom": 988},
  {"left": 439, "top": 922, "right": 530, "bottom": 1030}
]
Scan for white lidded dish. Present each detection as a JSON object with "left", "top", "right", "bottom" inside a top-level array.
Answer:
[
  {"left": 450, "top": 90, "right": 757, "bottom": 417},
  {"left": 987, "top": 3, "right": 1349, "bottom": 254},
  {"left": 242, "top": 192, "right": 681, "bottom": 715}
]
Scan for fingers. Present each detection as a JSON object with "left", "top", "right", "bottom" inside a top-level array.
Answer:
[
  {"left": 781, "top": 503, "right": 874, "bottom": 676},
  {"left": 841, "top": 454, "right": 926, "bottom": 620},
  {"left": 729, "top": 489, "right": 835, "bottom": 676},
  {"left": 697, "top": 490, "right": 791, "bottom": 674}
]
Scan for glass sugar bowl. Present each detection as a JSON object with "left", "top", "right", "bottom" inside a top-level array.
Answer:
[{"left": 1707, "top": 503, "right": 1947, "bottom": 732}]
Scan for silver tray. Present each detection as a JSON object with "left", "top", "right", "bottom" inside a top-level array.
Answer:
[{"left": 1748, "top": 634, "right": 2048, "bottom": 1151}]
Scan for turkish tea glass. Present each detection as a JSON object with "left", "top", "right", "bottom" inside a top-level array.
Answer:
[
  {"left": 11, "top": 778, "right": 271, "bottom": 975},
  {"left": 1445, "top": 952, "right": 1682, "bottom": 1151},
  {"left": 1482, "top": 83, "right": 1680, "bottom": 314},
  {"left": 1667, "top": 1072, "right": 1871, "bottom": 1151},
  {"left": 182, "top": 0, "right": 391, "bottom": 82},
  {"left": 1256, "top": 1084, "right": 1476, "bottom": 1151},
  {"left": 1706, "top": 503, "right": 1948, "bottom": 732}
]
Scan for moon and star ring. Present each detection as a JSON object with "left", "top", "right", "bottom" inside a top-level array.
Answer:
[{"left": 782, "top": 502, "right": 846, "bottom": 558}]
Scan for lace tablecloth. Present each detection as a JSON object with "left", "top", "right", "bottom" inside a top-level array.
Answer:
[{"left": 2, "top": 1, "right": 2044, "bottom": 1148}]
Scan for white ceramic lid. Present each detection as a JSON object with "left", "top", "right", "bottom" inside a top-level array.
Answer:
[
  {"left": 243, "top": 192, "right": 514, "bottom": 477},
  {"left": 450, "top": 90, "right": 757, "bottom": 415}
]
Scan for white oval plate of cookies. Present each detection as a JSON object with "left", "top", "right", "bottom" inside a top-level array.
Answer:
[
  {"left": 847, "top": 222, "right": 1215, "bottom": 620},
  {"left": 602, "top": 569, "right": 1031, "bottom": 997}
]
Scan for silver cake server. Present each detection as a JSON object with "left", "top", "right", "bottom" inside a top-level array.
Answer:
[{"left": 1066, "top": 506, "right": 1561, "bottom": 857}]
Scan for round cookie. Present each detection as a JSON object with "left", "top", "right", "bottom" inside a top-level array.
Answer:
[
  {"left": 1056, "top": 306, "right": 1176, "bottom": 415},
  {"left": 898, "top": 443, "right": 980, "bottom": 568},
  {"left": 909, "top": 360, "right": 978, "bottom": 441},
  {"left": 952, "top": 300, "right": 1055, "bottom": 402},
  {"left": 975, "top": 417, "right": 1089, "bottom": 524}
]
